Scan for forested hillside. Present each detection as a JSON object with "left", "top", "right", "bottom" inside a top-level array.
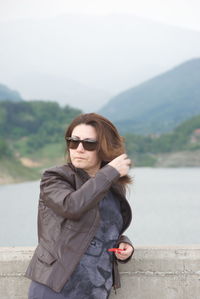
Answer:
[
  {"left": 99, "top": 58, "right": 200, "bottom": 134},
  {"left": 125, "top": 114, "right": 200, "bottom": 165},
  {"left": 0, "top": 100, "right": 81, "bottom": 154},
  {"left": 0, "top": 101, "right": 81, "bottom": 183},
  {"left": 0, "top": 100, "right": 200, "bottom": 183}
]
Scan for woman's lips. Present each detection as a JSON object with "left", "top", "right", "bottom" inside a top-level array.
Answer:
[{"left": 74, "top": 157, "right": 85, "bottom": 160}]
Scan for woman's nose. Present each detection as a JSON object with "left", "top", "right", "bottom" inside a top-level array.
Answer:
[{"left": 76, "top": 142, "right": 85, "bottom": 152}]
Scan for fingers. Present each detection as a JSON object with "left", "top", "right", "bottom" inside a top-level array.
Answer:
[
  {"left": 120, "top": 153, "right": 130, "bottom": 162},
  {"left": 119, "top": 154, "right": 132, "bottom": 165},
  {"left": 115, "top": 242, "right": 134, "bottom": 260},
  {"left": 108, "top": 153, "right": 132, "bottom": 177}
]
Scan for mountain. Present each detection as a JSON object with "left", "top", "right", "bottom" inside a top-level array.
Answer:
[
  {"left": 8, "top": 72, "right": 111, "bottom": 112},
  {"left": 0, "top": 83, "right": 23, "bottom": 102},
  {"left": 0, "top": 100, "right": 81, "bottom": 142},
  {"left": 1, "top": 14, "right": 200, "bottom": 110},
  {"left": 1, "top": 102, "right": 200, "bottom": 185},
  {"left": 99, "top": 58, "right": 200, "bottom": 134},
  {"left": 0, "top": 100, "right": 80, "bottom": 184}
]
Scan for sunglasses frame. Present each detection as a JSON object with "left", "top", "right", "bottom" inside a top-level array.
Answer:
[{"left": 66, "top": 137, "right": 98, "bottom": 151}]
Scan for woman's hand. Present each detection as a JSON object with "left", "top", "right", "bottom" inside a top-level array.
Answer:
[
  {"left": 115, "top": 242, "right": 134, "bottom": 261},
  {"left": 108, "top": 154, "right": 131, "bottom": 177}
]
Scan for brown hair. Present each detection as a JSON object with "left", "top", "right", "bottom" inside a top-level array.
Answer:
[{"left": 65, "top": 113, "right": 132, "bottom": 185}]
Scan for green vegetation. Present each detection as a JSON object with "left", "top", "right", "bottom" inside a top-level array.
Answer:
[
  {"left": 0, "top": 100, "right": 81, "bottom": 154},
  {"left": 99, "top": 58, "right": 200, "bottom": 135},
  {"left": 0, "top": 100, "right": 81, "bottom": 183},
  {"left": 0, "top": 158, "right": 39, "bottom": 184},
  {"left": 0, "top": 100, "right": 200, "bottom": 183},
  {"left": 125, "top": 114, "right": 200, "bottom": 166},
  {"left": 0, "top": 138, "right": 12, "bottom": 157}
]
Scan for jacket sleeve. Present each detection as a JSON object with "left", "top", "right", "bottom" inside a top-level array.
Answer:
[
  {"left": 40, "top": 164, "right": 120, "bottom": 220},
  {"left": 116, "top": 235, "right": 134, "bottom": 263}
]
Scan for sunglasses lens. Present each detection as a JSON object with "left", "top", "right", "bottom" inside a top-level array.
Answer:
[
  {"left": 83, "top": 141, "right": 97, "bottom": 151},
  {"left": 68, "top": 139, "right": 80, "bottom": 149},
  {"left": 66, "top": 138, "right": 98, "bottom": 151}
]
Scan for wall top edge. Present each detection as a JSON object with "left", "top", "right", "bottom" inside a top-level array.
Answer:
[{"left": 0, "top": 245, "right": 200, "bottom": 252}]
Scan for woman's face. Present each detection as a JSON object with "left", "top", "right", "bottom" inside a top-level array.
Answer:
[{"left": 69, "top": 124, "right": 101, "bottom": 176}]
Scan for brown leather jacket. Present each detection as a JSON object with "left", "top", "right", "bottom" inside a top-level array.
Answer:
[{"left": 25, "top": 163, "right": 133, "bottom": 292}]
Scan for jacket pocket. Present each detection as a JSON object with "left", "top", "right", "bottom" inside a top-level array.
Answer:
[{"left": 36, "top": 244, "right": 57, "bottom": 265}]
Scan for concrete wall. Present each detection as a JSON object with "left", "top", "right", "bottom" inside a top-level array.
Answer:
[{"left": 0, "top": 246, "right": 200, "bottom": 299}]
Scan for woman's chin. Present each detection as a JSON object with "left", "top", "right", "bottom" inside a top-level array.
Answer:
[{"left": 72, "top": 160, "right": 86, "bottom": 169}]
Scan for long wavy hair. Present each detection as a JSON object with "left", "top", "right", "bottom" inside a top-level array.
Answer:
[{"left": 65, "top": 113, "right": 132, "bottom": 186}]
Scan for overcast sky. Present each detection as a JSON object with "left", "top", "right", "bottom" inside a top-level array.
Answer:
[{"left": 1, "top": 0, "right": 200, "bottom": 31}]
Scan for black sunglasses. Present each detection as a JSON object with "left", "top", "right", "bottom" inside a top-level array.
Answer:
[{"left": 66, "top": 137, "right": 98, "bottom": 151}]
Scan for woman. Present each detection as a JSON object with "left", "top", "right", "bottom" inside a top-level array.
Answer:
[{"left": 26, "top": 113, "right": 134, "bottom": 299}]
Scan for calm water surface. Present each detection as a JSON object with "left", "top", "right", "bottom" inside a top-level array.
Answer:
[{"left": 0, "top": 168, "right": 199, "bottom": 246}]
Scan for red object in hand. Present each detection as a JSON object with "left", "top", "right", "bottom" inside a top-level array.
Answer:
[{"left": 108, "top": 248, "right": 124, "bottom": 253}]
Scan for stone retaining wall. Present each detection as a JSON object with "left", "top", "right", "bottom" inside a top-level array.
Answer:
[{"left": 0, "top": 246, "right": 200, "bottom": 299}]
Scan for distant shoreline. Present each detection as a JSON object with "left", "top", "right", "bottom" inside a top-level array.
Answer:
[{"left": 1, "top": 150, "right": 200, "bottom": 185}]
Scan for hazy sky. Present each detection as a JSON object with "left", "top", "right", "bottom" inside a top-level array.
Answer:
[{"left": 1, "top": 0, "right": 200, "bottom": 31}]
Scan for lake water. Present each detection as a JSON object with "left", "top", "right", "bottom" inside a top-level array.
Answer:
[{"left": 0, "top": 168, "right": 199, "bottom": 246}]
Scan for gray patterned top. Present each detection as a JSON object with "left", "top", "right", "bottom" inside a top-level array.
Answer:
[
  {"left": 28, "top": 190, "right": 123, "bottom": 299},
  {"left": 61, "top": 190, "right": 123, "bottom": 299}
]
